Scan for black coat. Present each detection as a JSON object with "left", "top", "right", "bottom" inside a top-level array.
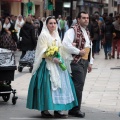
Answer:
[
  {"left": 101, "top": 21, "right": 115, "bottom": 41},
  {"left": 19, "top": 22, "right": 36, "bottom": 51},
  {"left": 39, "top": 20, "right": 43, "bottom": 34}
]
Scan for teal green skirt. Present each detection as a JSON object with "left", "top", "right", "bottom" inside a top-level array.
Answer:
[{"left": 26, "top": 59, "right": 78, "bottom": 111}]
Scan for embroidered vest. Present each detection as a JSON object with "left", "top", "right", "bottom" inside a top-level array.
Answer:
[{"left": 71, "top": 24, "right": 91, "bottom": 63}]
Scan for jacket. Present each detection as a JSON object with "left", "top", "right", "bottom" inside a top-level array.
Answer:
[{"left": 19, "top": 22, "right": 36, "bottom": 51}]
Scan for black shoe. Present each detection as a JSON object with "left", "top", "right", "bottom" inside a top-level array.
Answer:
[
  {"left": 111, "top": 55, "right": 115, "bottom": 58},
  {"left": 41, "top": 111, "right": 53, "bottom": 118},
  {"left": 105, "top": 56, "right": 108, "bottom": 60},
  {"left": 68, "top": 111, "right": 85, "bottom": 118},
  {"left": 108, "top": 53, "right": 111, "bottom": 59},
  {"left": 54, "top": 111, "right": 68, "bottom": 118}
]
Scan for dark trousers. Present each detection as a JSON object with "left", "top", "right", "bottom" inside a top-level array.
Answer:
[
  {"left": 20, "top": 51, "right": 26, "bottom": 59},
  {"left": 70, "top": 59, "right": 88, "bottom": 112},
  {"left": 60, "top": 29, "right": 65, "bottom": 40},
  {"left": 103, "top": 41, "right": 112, "bottom": 57}
]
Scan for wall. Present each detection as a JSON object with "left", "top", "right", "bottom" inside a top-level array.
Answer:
[
  {"left": 11, "top": 2, "right": 21, "bottom": 16},
  {"left": 22, "top": 0, "right": 44, "bottom": 17}
]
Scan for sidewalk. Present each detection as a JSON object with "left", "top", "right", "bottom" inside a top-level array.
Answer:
[
  {"left": 11, "top": 49, "right": 120, "bottom": 120},
  {"left": 82, "top": 49, "right": 120, "bottom": 119}
]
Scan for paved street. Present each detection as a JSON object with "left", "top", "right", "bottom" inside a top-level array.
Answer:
[{"left": 0, "top": 49, "right": 120, "bottom": 120}]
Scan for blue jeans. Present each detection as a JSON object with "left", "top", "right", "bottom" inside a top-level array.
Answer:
[
  {"left": 103, "top": 41, "right": 112, "bottom": 56},
  {"left": 96, "top": 38, "right": 100, "bottom": 53}
]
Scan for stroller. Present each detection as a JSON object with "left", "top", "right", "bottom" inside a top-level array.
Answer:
[
  {"left": 18, "top": 50, "right": 35, "bottom": 73},
  {"left": 0, "top": 48, "right": 18, "bottom": 105}
]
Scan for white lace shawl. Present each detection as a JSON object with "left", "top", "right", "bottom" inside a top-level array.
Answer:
[
  {"left": 32, "top": 30, "right": 62, "bottom": 90},
  {"left": 15, "top": 18, "right": 24, "bottom": 31},
  {"left": 15, "top": 18, "right": 24, "bottom": 38},
  {"left": 60, "top": 47, "right": 73, "bottom": 73}
]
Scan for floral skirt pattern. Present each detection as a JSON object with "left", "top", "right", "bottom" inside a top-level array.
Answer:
[{"left": 26, "top": 59, "right": 78, "bottom": 111}]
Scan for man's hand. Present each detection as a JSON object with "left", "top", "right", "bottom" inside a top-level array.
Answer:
[
  {"left": 72, "top": 42, "right": 76, "bottom": 46},
  {"left": 79, "top": 49, "right": 85, "bottom": 57},
  {"left": 88, "top": 64, "right": 92, "bottom": 73}
]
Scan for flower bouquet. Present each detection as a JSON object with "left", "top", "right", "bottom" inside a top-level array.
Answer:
[
  {"left": 45, "top": 41, "right": 66, "bottom": 71},
  {"left": 11, "top": 29, "right": 18, "bottom": 33}
]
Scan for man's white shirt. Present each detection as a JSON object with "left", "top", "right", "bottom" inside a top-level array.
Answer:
[{"left": 62, "top": 27, "right": 94, "bottom": 64}]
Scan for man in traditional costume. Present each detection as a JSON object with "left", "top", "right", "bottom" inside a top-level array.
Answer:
[{"left": 62, "top": 11, "right": 94, "bottom": 118}]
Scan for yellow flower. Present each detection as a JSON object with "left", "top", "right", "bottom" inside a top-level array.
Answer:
[
  {"left": 54, "top": 47, "right": 58, "bottom": 52},
  {"left": 45, "top": 42, "right": 59, "bottom": 57},
  {"left": 50, "top": 51, "right": 54, "bottom": 55},
  {"left": 46, "top": 52, "right": 50, "bottom": 57}
]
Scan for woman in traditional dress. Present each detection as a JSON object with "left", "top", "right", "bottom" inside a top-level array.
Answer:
[
  {"left": 0, "top": 17, "right": 17, "bottom": 51},
  {"left": 26, "top": 16, "right": 78, "bottom": 118}
]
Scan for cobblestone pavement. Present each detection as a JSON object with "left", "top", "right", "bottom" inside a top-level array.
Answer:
[{"left": 0, "top": 49, "right": 120, "bottom": 120}]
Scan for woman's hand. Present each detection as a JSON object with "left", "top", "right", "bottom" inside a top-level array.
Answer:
[
  {"left": 53, "top": 57, "right": 60, "bottom": 64},
  {"left": 7, "top": 31, "right": 11, "bottom": 35}
]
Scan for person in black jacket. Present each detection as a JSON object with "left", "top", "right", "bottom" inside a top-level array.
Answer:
[
  {"left": 89, "top": 15, "right": 100, "bottom": 58},
  {"left": 19, "top": 16, "right": 36, "bottom": 59},
  {"left": 101, "top": 16, "right": 115, "bottom": 59},
  {"left": 38, "top": 17, "right": 43, "bottom": 35}
]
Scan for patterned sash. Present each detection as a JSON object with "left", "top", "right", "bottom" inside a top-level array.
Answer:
[{"left": 71, "top": 24, "right": 90, "bottom": 63}]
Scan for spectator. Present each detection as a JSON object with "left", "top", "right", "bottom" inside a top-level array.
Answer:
[
  {"left": 15, "top": 15, "right": 24, "bottom": 39},
  {"left": 112, "top": 15, "right": 120, "bottom": 59},
  {"left": 0, "top": 17, "right": 17, "bottom": 51},
  {"left": 19, "top": 16, "right": 36, "bottom": 59},
  {"left": 58, "top": 16, "right": 66, "bottom": 40}
]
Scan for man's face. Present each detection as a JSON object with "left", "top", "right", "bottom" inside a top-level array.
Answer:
[
  {"left": 58, "top": 15, "right": 61, "bottom": 19},
  {"left": 78, "top": 13, "right": 89, "bottom": 27}
]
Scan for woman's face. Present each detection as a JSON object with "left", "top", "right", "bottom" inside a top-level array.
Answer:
[
  {"left": 18, "top": 16, "right": 22, "bottom": 21},
  {"left": 46, "top": 19, "right": 57, "bottom": 33},
  {"left": 5, "top": 18, "right": 10, "bottom": 24}
]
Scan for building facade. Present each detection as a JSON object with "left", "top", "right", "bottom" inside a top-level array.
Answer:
[
  {"left": 0, "top": 0, "right": 44, "bottom": 18},
  {"left": 0, "top": 0, "right": 119, "bottom": 19}
]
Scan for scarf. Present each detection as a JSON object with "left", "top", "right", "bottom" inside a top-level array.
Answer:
[{"left": 71, "top": 23, "right": 90, "bottom": 63}]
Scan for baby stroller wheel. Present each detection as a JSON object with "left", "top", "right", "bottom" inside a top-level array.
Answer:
[
  {"left": 29, "top": 67, "right": 33, "bottom": 73},
  {"left": 12, "top": 96, "right": 18, "bottom": 105},
  {"left": 2, "top": 94, "right": 10, "bottom": 102},
  {"left": 18, "top": 66, "right": 23, "bottom": 72},
  {"left": 5, "top": 81, "right": 11, "bottom": 85}
]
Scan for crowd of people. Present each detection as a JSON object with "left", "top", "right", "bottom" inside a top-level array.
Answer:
[{"left": 0, "top": 11, "right": 120, "bottom": 118}]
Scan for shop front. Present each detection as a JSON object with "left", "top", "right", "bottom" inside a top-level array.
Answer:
[{"left": 76, "top": 0, "right": 104, "bottom": 15}]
